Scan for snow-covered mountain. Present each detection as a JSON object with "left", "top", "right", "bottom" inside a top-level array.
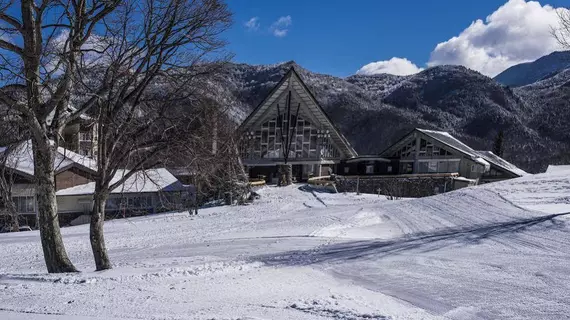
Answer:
[
  {"left": 494, "top": 51, "right": 570, "bottom": 87},
  {"left": 217, "top": 61, "right": 570, "bottom": 173}
]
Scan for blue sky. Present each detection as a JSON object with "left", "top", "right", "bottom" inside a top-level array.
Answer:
[{"left": 224, "top": 0, "right": 569, "bottom": 77}]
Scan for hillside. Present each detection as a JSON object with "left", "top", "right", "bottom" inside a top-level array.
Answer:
[
  {"left": 219, "top": 62, "right": 570, "bottom": 173},
  {"left": 494, "top": 51, "right": 570, "bottom": 87}
]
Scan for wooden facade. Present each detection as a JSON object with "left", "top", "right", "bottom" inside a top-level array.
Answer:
[
  {"left": 238, "top": 67, "right": 356, "bottom": 183},
  {"left": 337, "top": 129, "right": 525, "bottom": 185}
]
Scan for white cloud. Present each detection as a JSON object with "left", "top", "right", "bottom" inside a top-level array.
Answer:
[
  {"left": 244, "top": 17, "right": 260, "bottom": 31},
  {"left": 428, "top": 0, "right": 569, "bottom": 77},
  {"left": 356, "top": 57, "right": 424, "bottom": 76},
  {"left": 270, "top": 15, "right": 292, "bottom": 37}
]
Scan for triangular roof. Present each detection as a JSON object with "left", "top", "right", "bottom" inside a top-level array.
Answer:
[
  {"left": 239, "top": 67, "right": 357, "bottom": 158},
  {"left": 56, "top": 168, "right": 186, "bottom": 196},
  {"left": 380, "top": 128, "right": 491, "bottom": 166},
  {"left": 380, "top": 128, "right": 527, "bottom": 177},
  {"left": 0, "top": 140, "right": 96, "bottom": 179},
  {"left": 416, "top": 129, "right": 487, "bottom": 163},
  {"left": 416, "top": 129, "right": 526, "bottom": 177}
]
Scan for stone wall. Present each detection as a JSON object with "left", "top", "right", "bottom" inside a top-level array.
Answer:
[{"left": 334, "top": 175, "right": 460, "bottom": 198}]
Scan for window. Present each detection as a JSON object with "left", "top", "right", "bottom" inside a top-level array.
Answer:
[
  {"left": 428, "top": 161, "right": 438, "bottom": 173},
  {"left": 124, "top": 195, "right": 153, "bottom": 209},
  {"left": 80, "top": 148, "right": 92, "bottom": 157},
  {"left": 400, "top": 162, "right": 413, "bottom": 174},
  {"left": 344, "top": 166, "right": 350, "bottom": 174},
  {"left": 438, "top": 161, "right": 447, "bottom": 173},
  {"left": 366, "top": 165, "right": 374, "bottom": 174},
  {"left": 241, "top": 115, "right": 341, "bottom": 160},
  {"left": 387, "top": 166, "right": 392, "bottom": 173},
  {"left": 79, "top": 131, "right": 93, "bottom": 142},
  {"left": 449, "top": 161, "right": 459, "bottom": 173},
  {"left": 14, "top": 196, "right": 35, "bottom": 213}
]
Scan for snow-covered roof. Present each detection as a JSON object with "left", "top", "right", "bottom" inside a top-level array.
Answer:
[
  {"left": 56, "top": 168, "right": 186, "bottom": 196},
  {"left": 476, "top": 151, "right": 528, "bottom": 177},
  {"left": 546, "top": 165, "right": 570, "bottom": 174},
  {"left": 453, "top": 176, "right": 477, "bottom": 183},
  {"left": 416, "top": 129, "right": 528, "bottom": 176},
  {"left": 45, "top": 102, "right": 92, "bottom": 126},
  {"left": 1, "top": 140, "right": 96, "bottom": 177},
  {"left": 346, "top": 155, "right": 391, "bottom": 163},
  {"left": 416, "top": 129, "right": 482, "bottom": 160}
]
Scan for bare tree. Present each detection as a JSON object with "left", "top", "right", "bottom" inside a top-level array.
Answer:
[
  {"left": 0, "top": 0, "right": 121, "bottom": 272},
  {"left": 71, "top": 0, "right": 232, "bottom": 270},
  {"left": 180, "top": 100, "right": 249, "bottom": 206},
  {"left": 554, "top": 9, "right": 570, "bottom": 49},
  {"left": 0, "top": 95, "right": 29, "bottom": 232},
  {"left": 0, "top": 145, "right": 21, "bottom": 232}
]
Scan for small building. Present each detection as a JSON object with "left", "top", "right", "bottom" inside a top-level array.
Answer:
[
  {"left": 238, "top": 67, "right": 357, "bottom": 184},
  {"left": 56, "top": 168, "right": 192, "bottom": 224},
  {"left": 0, "top": 141, "right": 190, "bottom": 228},
  {"left": 0, "top": 141, "right": 96, "bottom": 228},
  {"left": 335, "top": 128, "right": 527, "bottom": 196},
  {"left": 339, "top": 128, "right": 526, "bottom": 181}
]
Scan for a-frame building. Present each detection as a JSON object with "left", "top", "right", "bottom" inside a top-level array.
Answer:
[{"left": 238, "top": 67, "right": 357, "bottom": 183}]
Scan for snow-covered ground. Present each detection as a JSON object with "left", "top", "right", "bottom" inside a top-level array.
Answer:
[{"left": 1, "top": 171, "right": 569, "bottom": 319}]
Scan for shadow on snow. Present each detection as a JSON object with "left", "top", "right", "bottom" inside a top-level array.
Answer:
[{"left": 255, "top": 212, "right": 570, "bottom": 267}]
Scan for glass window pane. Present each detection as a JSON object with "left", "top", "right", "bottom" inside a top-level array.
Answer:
[
  {"left": 438, "top": 161, "right": 447, "bottom": 172},
  {"left": 302, "top": 143, "right": 310, "bottom": 158}
]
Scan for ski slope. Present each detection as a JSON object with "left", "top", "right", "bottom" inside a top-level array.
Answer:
[{"left": 0, "top": 171, "right": 569, "bottom": 319}]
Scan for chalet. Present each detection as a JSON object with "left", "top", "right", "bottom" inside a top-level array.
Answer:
[
  {"left": 238, "top": 67, "right": 357, "bottom": 183},
  {"left": 56, "top": 168, "right": 192, "bottom": 224},
  {"left": 337, "top": 128, "right": 527, "bottom": 186},
  {"left": 0, "top": 141, "right": 191, "bottom": 229}
]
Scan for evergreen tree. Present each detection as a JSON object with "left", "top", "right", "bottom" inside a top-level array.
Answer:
[{"left": 493, "top": 130, "right": 505, "bottom": 157}]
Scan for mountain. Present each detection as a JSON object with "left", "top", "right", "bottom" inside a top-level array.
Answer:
[
  {"left": 494, "top": 51, "right": 570, "bottom": 87},
  {"left": 216, "top": 61, "right": 570, "bottom": 173}
]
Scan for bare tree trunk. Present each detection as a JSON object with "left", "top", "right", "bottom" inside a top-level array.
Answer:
[
  {"left": 278, "top": 164, "right": 292, "bottom": 186},
  {"left": 90, "top": 184, "right": 111, "bottom": 271},
  {"left": 0, "top": 163, "right": 20, "bottom": 232},
  {"left": 8, "top": 201, "right": 19, "bottom": 232},
  {"left": 33, "top": 138, "right": 78, "bottom": 273}
]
